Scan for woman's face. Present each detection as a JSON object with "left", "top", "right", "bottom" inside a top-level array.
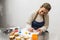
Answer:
[{"left": 38, "top": 7, "right": 49, "bottom": 15}]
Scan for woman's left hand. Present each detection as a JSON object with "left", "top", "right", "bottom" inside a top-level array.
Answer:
[{"left": 36, "top": 28, "right": 43, "bottom": 35}]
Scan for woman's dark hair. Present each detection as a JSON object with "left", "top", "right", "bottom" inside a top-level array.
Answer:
[{"left": 41, "top": 3, "right": 51, "bottom": 11}]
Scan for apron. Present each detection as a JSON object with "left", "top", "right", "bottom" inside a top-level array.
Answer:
[
  {"left": 31, "top": 14, "right": 45, "bottom": 30},
  {"left": 31, "top": 20, "right": 45, "bottom": 30}
]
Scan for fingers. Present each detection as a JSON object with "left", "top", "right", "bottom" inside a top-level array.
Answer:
[
  {"left": 36, "top": 29, "right": 43, "bottom": 35},
  {"left": 36, "top": 29, "right": 41, "bottom": 32},
  {"left": 28, "top": 28, "right": 33, "bottom": 32}
]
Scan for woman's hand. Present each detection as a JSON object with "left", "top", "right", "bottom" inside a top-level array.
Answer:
[
  {"left": 36, "top": 28, "right": 43, "bottom": 35},
  {"left": 28, "top": 27, "right": 34, "bottom": 32}
]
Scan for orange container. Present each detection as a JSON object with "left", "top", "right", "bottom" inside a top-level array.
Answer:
[{"left": 32, "top": 34, "right": 38, "bottom": 40}]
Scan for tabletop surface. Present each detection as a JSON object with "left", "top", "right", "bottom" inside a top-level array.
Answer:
[{"left": 0, "top": 28, "right": 49, "bottom": 40}]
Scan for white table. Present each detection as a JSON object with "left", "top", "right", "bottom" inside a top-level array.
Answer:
[
  {"left": 18, "top": 28, "right": 49, "bottom": 40},
  {"left": 0, "top": 28, "right": 49, "bottom": 40}
]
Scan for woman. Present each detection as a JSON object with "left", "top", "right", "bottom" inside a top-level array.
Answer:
[{"left": 26, "top": 3, "right": 51, "bottom": 34}]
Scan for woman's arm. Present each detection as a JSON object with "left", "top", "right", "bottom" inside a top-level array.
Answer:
[
  {"left": 26, "top": 13, "right": 36, "bottom": 28},
  {"left": 39, "top": 15, "right": 49, "bottom": 32}
]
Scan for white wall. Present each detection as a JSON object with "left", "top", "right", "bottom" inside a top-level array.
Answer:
[
  {"left": 0, "top": 0, "right": 3, "bottom": 27},
  {"left": 4, "top": 0, "right": 53, "bottom": 28},
  {"left": 2, "top": 0, "right": 60, "bottom": 40}
]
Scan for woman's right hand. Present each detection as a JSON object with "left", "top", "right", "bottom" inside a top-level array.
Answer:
[{"left": 28, "top": 27, "right": 34, "bottom": 32}]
